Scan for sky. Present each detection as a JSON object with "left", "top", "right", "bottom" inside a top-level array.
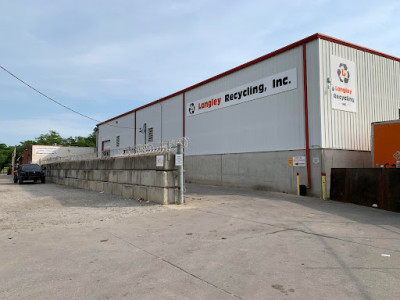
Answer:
[{"left": 0, "top": 0, "right": 399, "bottom": 146}]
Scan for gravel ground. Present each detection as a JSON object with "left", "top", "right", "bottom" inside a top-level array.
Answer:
[
  {"left": 2, "top": 174, "right": 400, "bottom": 299},
  {"left": 0, "top": 175, "right": 170, "bottom": 231}
]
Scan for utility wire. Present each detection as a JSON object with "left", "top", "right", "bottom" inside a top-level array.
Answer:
[{"left": 0, "top": 64, "right": 136, "bottom": 130}]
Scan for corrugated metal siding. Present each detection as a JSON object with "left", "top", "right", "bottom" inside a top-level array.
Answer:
[
  {"left": 136, "top": 104, "right": 161, "bottom": 145},
  {"left": 160, "top": 95, "right": 183, "bottom": 141},
  {"left": 185, "top": 46, "right": 313, "bottom": 156},
  {"left": 98, "top": 113, "right": 135, "bottom": 155},
  {"left": 319, "top": 39, "right": 400, "bottom": 151},
  {"left": 135, "top": 95, "right": 183, "bottom": 144},
  {"left": 305, "top": 40, "right": 322, "bottom": 149}
]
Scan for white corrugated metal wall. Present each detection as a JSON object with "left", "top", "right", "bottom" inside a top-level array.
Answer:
[
  {"left": 135, "top": 95, "right": 183, "bottom": 144},
  {"left": 185, "top": 44, "right": 321, "bottom": 156},
  {"left": 97, "top": 113, "right": 135, "bottom": 155},
  {"left": 319, "top": 39, "right": 400, "bottom": 151}
]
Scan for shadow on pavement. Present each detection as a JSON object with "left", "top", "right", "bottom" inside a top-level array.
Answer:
[
  {"left": 1, "top": 174, "right": 155, "bottom": 208},
  {"left": 186, "top": 183, "right": 400, "bottom": 231}
]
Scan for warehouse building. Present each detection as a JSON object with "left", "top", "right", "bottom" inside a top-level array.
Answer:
[
  {"left": 18, "top": 145, "right": 96, "bottom": 165},
  {"left": 96, "top": 33, "right": 400, "bottom": 198}
]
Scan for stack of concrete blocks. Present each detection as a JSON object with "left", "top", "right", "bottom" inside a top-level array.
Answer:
[{"left": 43, "top": 154, "right": 178, "bottom": 204}]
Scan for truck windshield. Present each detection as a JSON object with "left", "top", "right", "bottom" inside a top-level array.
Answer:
[{"left": 21, "top": 165, "right": 41, "bottom": 171}]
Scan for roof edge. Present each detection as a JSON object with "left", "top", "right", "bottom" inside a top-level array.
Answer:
[{"left": 97, "top": 33, "right": 400, "bottom": 126}]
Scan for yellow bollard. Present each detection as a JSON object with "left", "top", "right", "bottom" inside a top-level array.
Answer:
[
  {"left": 321, "top": 173, "right": 327, "bottom": 200},
  {"left": 296, "top": 173, "right": 300, "bottom": 196}
]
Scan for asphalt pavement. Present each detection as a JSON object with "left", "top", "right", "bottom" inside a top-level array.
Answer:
[{"left": 1, "top": 174, "right": 399, "bottom": 299}]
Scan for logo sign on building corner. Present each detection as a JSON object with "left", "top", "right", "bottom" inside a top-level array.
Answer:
[{"left": 330, "top": 55, "right": 357, "bottom": 113}]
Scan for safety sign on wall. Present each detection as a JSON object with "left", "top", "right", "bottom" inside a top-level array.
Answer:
[
  {"left": 156, "top": 155, "right": 164, "bottom": 167},
  {"left": 293, "top": 156, "right": 306, "bottom": 167},
  {"left": 175, "top": 154, "right": 183, "bottom": 166},
  {"left": 330, "top": 55, "right": 357, "bottom": 113}
]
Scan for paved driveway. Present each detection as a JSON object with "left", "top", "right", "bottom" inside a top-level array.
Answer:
[{"left": 1, "top": 175, "right": 399, "bottom": 299}]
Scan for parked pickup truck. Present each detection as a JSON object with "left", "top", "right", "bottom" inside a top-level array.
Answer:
[{"left": 13, "top": 164, "right": 46, "bottom": 184}]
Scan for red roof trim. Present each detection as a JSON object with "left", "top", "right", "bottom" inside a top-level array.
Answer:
[{"left": 97, "top": 33, "right": 400, "bottom": 126}]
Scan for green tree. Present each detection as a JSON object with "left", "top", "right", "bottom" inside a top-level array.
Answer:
[
  {"left": 0, "top": 144, "right": 13, "bottom": 170},
  {"left": 0, "top": 130, "right": 97, "bottom": 169},
  {"left": 35, "top": 130, "right": 66, "bottom": 146}
]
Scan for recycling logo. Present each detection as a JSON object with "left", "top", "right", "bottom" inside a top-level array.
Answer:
[
  {"left": 337, "top": 63, "right": 350, "bottom": 83},
  {"left": 188, "top": 103, "right": 195, "bottom": 115}
]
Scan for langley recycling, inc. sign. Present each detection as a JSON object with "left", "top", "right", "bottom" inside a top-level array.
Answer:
[
  {"left": 186, "top": 68, "right": 297, "bottom": 117},
  {"left": 330, "top": 55, "right": 357, "bottom": 113}
]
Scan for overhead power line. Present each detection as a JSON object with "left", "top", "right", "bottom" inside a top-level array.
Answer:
[{"left": 0, "top": 64, "right": 136, "bottom": 130}]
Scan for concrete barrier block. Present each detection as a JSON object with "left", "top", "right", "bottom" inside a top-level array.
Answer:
[
  {"left": 122, "top": 184, "right": 135, "bottom": 198},
  {"left": 123, "top": 156, "right": 135, "bottom": 170},
  {"left": 155, "top": 171, "right": 176, "bottom": 187},
  {"left": 105, "top": 159, "right": 115, "bottom": 170},
  {"left": 108, "top": 170, "right": 118, "bottom": 183},
  {"left": 78, "top": 161, "right": 85, "bottom": 170},
  {"left": 89, "top": 181, "right": 97, "bottom": 191},
  {"left": 103, "top": 182, "right": 113, "bottom": 194},
  {"left": 90, "top": 159, "right": 99, "bottom": 170},
  {"left": 112, "top": 183, "right": 123, "bottom": 196},
  {"left": 93, "top": 170, "right": 101, "bottom": 181},
  {"left": 68, "top": 161, "right": 75, "bottom": 169},
  {"left": 100, "top": 170, "right": 109, "bottom": 181},
  {"left": 76, "top": 170, "right": 84, "bottom": 180},
  {"left": 63, "top": 178, "right": 70, "bottom": 186},
  {"left": 118, "top": 170, "right": 130, "bottom": 184},
  {"left": 84, "top": 160, "right": 92, "bottom": 170},
  {"left": 146, "top": 155, "right": 157, "bottom": 170},
  {"left": 69, "top": 178, "right": 75, "bottom": 188},
  {"left": 97, "top": 160, "right": 106, "bottom": 170},
  {"left": 76, "top": 179, "right": 84, "bottom": 189},
  {"left": 129, "top": 171, "right": 140, "bottom": 185},
  {"left": 82, "top": 180, "right": 90, "bottom": 190},
  {"left": 134, "top": 185, "right": 148, "bottom": 200},
  {"left": 168, "top": 188, "right": 177, "bottom": 204},
  {"left": 163, "top": 154, "right": 177, "bottom": 171},
  {"left": 95, "top": 181, "right": 104, "bottom": 192},
  {"left": 86, "top": 170, "right": 94, "bottom": 181},
  {"left": 140, "top": 170, "right": 156, "bottom": 186},
  {"left": 114, "top": 157, "right": 125, "bottom": 170},
  {"left": 147, "top": 187, "right": 168, "bottom": 205},
  {"left": 135, "top": 156, "right": 147, "bottom": 170},
  {"left": 68, "top": 170, "right": 76, "bottom": 178}
]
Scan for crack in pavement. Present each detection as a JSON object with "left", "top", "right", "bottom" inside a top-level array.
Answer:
[
  {"left": 108, "top": 231, "right": 243, "bottom": 300},
  {"left": 195, "top": 208, "right": 400, "bottom": 253}
]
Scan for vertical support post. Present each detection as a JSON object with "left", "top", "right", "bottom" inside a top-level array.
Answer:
[
  {"left": 296, "top": 173, "right": 300, "bottom": 196},
  {"left": 321, "top": 173, "right": 327, "bottom": 200},
  {"left": 11, "top": 148, "right": 16, "bottom": 173},
  {"left": 302, "top": 43, "right": 311, "bottom": 189},
  {"left": 177, "top": 143, "right": 185, "bottom": 204}
]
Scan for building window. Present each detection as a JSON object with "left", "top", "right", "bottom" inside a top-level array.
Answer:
[
  {"left": 148, "top": 128, "right": 153, "bottom": 142},
  {"left": 116, "top": 136, "right": 120, "bottom": 147}
]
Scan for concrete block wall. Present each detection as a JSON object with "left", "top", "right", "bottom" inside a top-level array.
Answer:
[{"left": 43, "top": 154, "right": 178, "bottom": 205}]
